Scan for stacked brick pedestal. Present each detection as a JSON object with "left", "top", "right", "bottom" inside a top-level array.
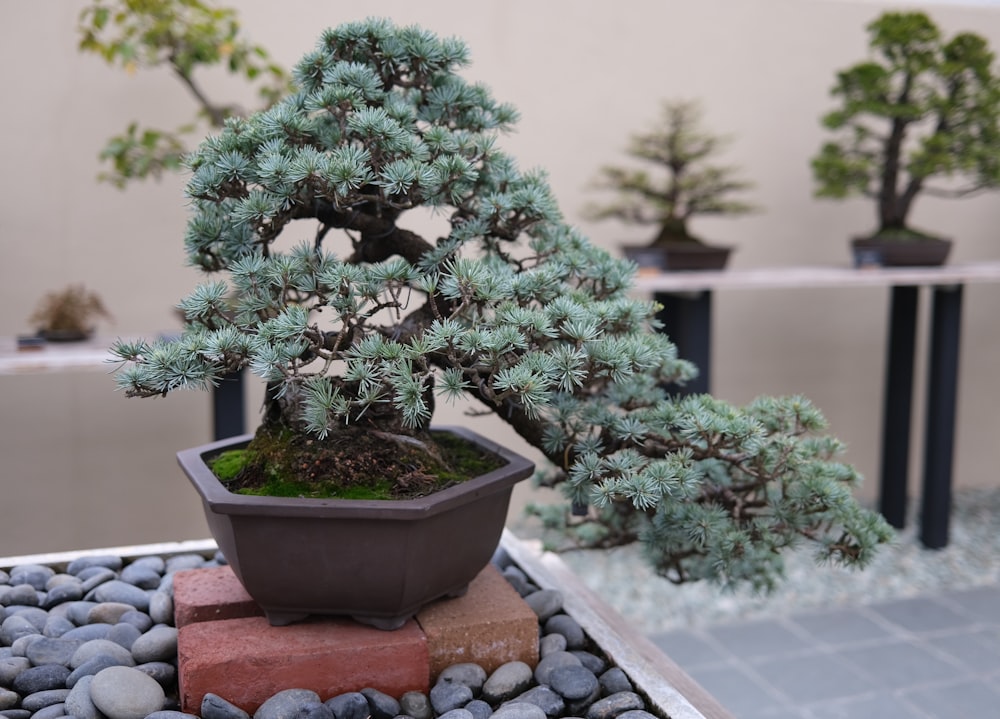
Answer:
[{"left": 174, "top": 564, "right": 539, "bottom": 714}]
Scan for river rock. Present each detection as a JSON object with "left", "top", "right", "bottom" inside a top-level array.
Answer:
[
  {"left": 131, "top": 626, "right": 177, "bottom": 664},
  {"left": 90, "top": 666, "right": 165, "bottom": 719}
]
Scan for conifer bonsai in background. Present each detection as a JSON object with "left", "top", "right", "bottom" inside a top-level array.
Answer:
[
  {"left": 111, "top": 18, "right": 891, "bottom": 593},
  {"left": 585, "top": 100, "right": 755, "bottom": 271},
  {"left": 79, "top": 0, "right": 290, "bottom": 188},
  {"left": 812, "top": 11, "right": 1000, "bottom": 264}
]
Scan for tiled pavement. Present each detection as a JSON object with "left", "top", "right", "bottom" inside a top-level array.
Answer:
[{"left": 649, "top": 585, "right": 1000, "bottom": 719}]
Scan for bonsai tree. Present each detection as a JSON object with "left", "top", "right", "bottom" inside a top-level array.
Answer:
[
  {"left": 78, "top": 0, "right": 291, "bottom": 188},
  {"left": 585, "top": 100, "right": 755, "bottom": 246},
  {"left": 812, "top": 11, "right": 1000, "bottom": 241},
  {"left": 31, "top": 284, "right": 112, "bottom": 340},
  {"left": 111, "top": 19, "right": 890, "bottom": 591}
]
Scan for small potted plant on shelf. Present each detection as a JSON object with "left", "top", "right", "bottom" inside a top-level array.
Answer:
[
  {"left": 584, "top": 99, "right": 756, "bottom": 272},
  {"left": 111, "top": 18, "right": 890, "bottom": 630},
  {"left": 812, "top": 10, "right": 1000, "bottom": 267},
  {"left": 29, "top": 284, "right": 112, "bottom": 342}
]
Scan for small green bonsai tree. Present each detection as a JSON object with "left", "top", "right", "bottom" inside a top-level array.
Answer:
[
  {"left": 111, "top": 19, "right": 890, "bottom": 591},
  {"left": 812, "top": 11, "right": 1000, "bottom": 241},
  {"left": 79, "top": 0, "right": 291, "bottom": 188},
  {"left": 585, "top": 100, "right": 755, "bottom": 246},
  {"left": 31, "top": 285, "right": 112, "bottom": 340}
]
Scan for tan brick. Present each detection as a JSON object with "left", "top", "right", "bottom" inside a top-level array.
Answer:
[{"left": 172, "top": 566, "right": 263, "bottom": 628}]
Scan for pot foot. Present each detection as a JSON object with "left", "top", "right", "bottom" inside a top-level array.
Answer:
[
  {"left": 351, "top": 614, "right": 409, "bottom": 631},
  {"left": 265, "top": 610, "right": 310, "bottom": 626}
]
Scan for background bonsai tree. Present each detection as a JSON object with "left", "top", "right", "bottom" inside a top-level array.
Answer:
[
  {"left": 585, "top": 99, "right": 756, "bottom": 246},
  {"left": 111, "top": 18, "right": 890, "bottom": 591},
  {"left": 31, "top": 284, "right": 112, "bottom": 340},
  {"left": 79, "top": 0, "right": 291, "bottom": 188},
  {"left": 812, "top": 10, "right": 1000, "bottom": 241}
]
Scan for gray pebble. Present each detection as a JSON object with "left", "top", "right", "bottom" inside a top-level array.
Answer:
[
  {"left": 148, "top": 592, "right": 174, "bottom": 625},
  {"left": 511, "top": 685, "right": 564, "bottom": 716},
  {"left": 119, "top": 565, "right": 162, "bottom": 590},
  {"left": 524, "top": 590, "right": 563, "bottom": 622},
  {"left": 117, "top": 610, "right": 154, "bottom": 633},
  {"left": 569, "top": 651, "right": 606, "bottom": 675},
  {"left": 438, "top": 663, "right": 487, "bottom": 694},
  {"left": 430, "top": 682, "right": 473, "bottom": 714},
  {"left": 147, "top": 712, "right": 199, "bottom": 719},
  {"left": 42, "top": 585, "right": 84, "bottom": 612},
  {"left": 584, "top": 692, "right": 645, "bottom": 719},
  {"left": 323, "top": 692, "right": 368, "bottom": 719},
  {"left": 598, "top": 668, "right": 632, "bottom": 695},
  {"left": 128, "top": 556, "right": 166, "bottom": 575},
  {"left": 616, "top": 712, "right": 657, "bottom": 719},
  {"left": 130, "top": 626, "right": 177, "bottom": 664},
  {"left": 538, "top": 634, "right": 567, "bottom": 658},
  {"left": 10, "top": 635, "right": 42, "bottom": 658},
  {"left": 25, "top": 637, "right": 84, "bottom": 667},
  {"left": 70, "top": 639, "right": 135, "bottom": 669},
  {"left": 79, "top": 569, "right": 118, "bottom": 595},
  {"left": 134, "top": 661, "right": 176, "bottom": 687},
  {"left": 11, "top": 664, "right": 71, "bottom": 694},
  {"left": 164, "top": 555, "right": 206, "bottom": 574},
  {"left": 20, "top": 689, "right": 71, "bottom": 712},
  {"left": 90, "top": 665, "right": 165, "bottom": 719},
  {"left": 107, "top": 623, "right": 142, "bottom": 651},
  {"left": 482, "top": 662, "right": 534, "bottom": 704},
  {"left": 67, "top": 653, "right": 136, "bottom": 687},
  {"left": 27, "top": 703, "right": 66, "bottom": 719},
  {"left": 543, "top": 616, "right": 586, "bottom": 650},
  {"left": 65, "top": 675, "right": 101, "bottom": 719},
  {"left": 44, "top": 575, "right": 78, "bottom": 591},
  {"left": 534, "top": 652, "right": 582, "bottom": 686},
  {"left": 359, "top": 687, "right": 399, "bottom": 719},
  {"left": 1, "top": 616, "right": 40, "bottom": 645},
  {"left": 67, "top": 557, "right": 122, "bottom": 576},
  {"left": 3, "top": 586, "right": 40, "bottom": 608},
  {"left": 0, "top": 710, "right": 31, "bottom": 719},
  {"left": 254, "top": 688, "right": 321, "bottom": 719},
  {"left": 9, "top": 566, "right": 55, "bottom": 592},
  {"left": 41, "top": 615, "right": 74, "bottom": 640},
  {"left": 437, "top": 710, "right": 474, "bottom": 719},
  {"left": 63, "top": 602, "right": 99, "bottom": 626},
  {"left": 60, "top": 624, "right": 112, "bottom": 642},
  {"left": 0, "top": 689, "right": 18, "bottom": 711},
  {"left": 398, "top": 692, "right": 431, "bottom": 719},
  {"left": 92, "top": 582, "right": 150, "bottom": 611},
  {"left": 88, "top": 603, "right": 136, "bottom": 625},
  {"left": 463, "top": 699, "right": 492, "bottom": 719},
  {"left": 202, "top": 692, "right": 250, "bottom": 719},
  {"left": 0, "top": 656, "right": 31, "bottom": 685},
  {"left": 8, "top": 608, "right": 47, "bottom": 632},
  {"left": 490, "top": 702, "right": 547, "bottom": 719},
  {"left": 549, "top": 665, "right": 600, "bottom": 702}
]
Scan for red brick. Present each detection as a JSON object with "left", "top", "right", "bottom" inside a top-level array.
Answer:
[
  {"left": 416, "top": 564, "right": 539, "bottom": 680},
  {"left": 172, "top": 566, "right": 263, "bottom": 628},
  {"left": 177, "top": 616, "right": 429, "bottom": 713}
]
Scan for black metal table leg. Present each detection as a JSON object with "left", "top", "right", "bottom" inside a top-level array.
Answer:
[
  {"left": 212, "top": 370, "right": 246, "bottom": 440},
  {"left": 920, "top": 284, "right": 964, "bottom": 549},
  {"left": 879, "top": 285, "right": 919, "bottom": 529},
  {"left": 654, "top": 291, "right": 713, "bottom": 395}
]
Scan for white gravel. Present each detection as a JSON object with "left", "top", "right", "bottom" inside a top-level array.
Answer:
[{"left": 512, "top": 488, "right": 1000, "bottom": 634}]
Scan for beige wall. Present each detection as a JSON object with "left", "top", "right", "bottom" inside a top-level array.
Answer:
[{"left": 2, "top": 0, "right": 999, "bottom": 554}]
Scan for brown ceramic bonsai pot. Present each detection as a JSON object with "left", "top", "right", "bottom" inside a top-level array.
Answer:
[
  {"left": 851, "top": 236, "right": 952, "bottom": 268},
  {"left": 177, "top": 426, "right": 534, "bottom": 629},
  {"left": 623, "top": 243, "right": 732, "bottom": 273}
]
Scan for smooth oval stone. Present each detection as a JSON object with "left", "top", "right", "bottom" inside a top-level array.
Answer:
[
  {"left": 117, "top": 610, "right": 154, "bottom": 633},
  {"left": 9, "top": 566, "right": 55, "bottom": 592},
  {"left": 11, "top": 664, "right": 71, "bottom": 694},
  {"left": 398, "top": 691, "right": 431, "bottom": 719},
  {"left": 201, "top": 692, "right": 250, "bottom": 719},
  {"left": 464, "top": 699, "right": 492, "bottom": 719},
  {"left": 70, "top": 639, "right": 135, "bottom": 669},
  {"left": 430, "top": 682, "right": 473, "bottom": 715},
  {"left": 45, "top": 574, "right": 79, "bottom": 591},
  {"left": 131, "top": 626, "right": 177, "bottom": 664},
  {"left": 512, "top": 685, "right": 565, "bottom": 716},
  {"left": 616, "top": 712, "right": 657, "bottom": 719},
  {"left": 28, "top": 703, "right": 66, "bottom": 719},
  {"left": 438, "top": 663, "right": 487, "bottom": 694},
  {"left": 146, "top": 712, "right": 199, "bottom": 719},
  {"left": 359, "top": 688, "right": 399, "bottom": 719},
  {"left": 524, "top": 590, "right": 563, "bottom": 622},
  {"left": 90, "top": 666, "right": 165, "bottom": 719},
  {"left": 323, "top": 692, "right": 368, "bottom": 719},
  {"left": 570, "top": 650, "right": 606, "bottom": 675},
  {"left": 491, "top": 702, "right": 547, "bottom": 719},
  {"left": 549, "top": 665, "right": 600, "bottom": 701},
  {"left": 148, "top": 592, "right": 173, "bottom": 625},
  {"left": 598, "top": 667, "right": 633, "bottom": 695},
  {"left": 3, "top": 586, "right": 40, "bottom": 608},
  {"left": 67, "top": 652, "right": 135, "bottom": 688},
  {"left": 0, "top": 656, "right": 31, "bottom": 686},
  {"left": 543, "top": 615, "right": 586, "bottom": 650},
  {"left": 437, "top": 710, "right": 473, "bottom": 719},
  {"left": 107, "top": 623, "right": 142, "bottom": 651},
  {"left": 20, "top": 689, "right": 71, "bottom": 712},
  {"left": 0, "top": 615, "right": 40, "bottom": 645},
  {"left": 119, "top": 566, "right": 162, "bottom": 590},
  {"left": 482, "top": 662, "right": 534, "bottom": 704},
  {"left": 539, "top": 633, "right": 567, "bottom": 658},
  {"left": 127, "top": 557, "right": 165, "bottom": 575},
  {"left": 255, "top": 688, "right": 321, "bottom": 719},
  {"left": 92, "top": 582, "right": 149, "bottom": 611},
  {"left": 164, "top": 555, "right": 206, "bottom": 574},
  {"left": 88, "top": 603, "right": 136, "bottom": 625},
  {"left": 584, "top": 692, "right": 645, "bottom": 719},
  {"left": 0, "top": 688, "right": 18, "bottom": 711},
  {"left": 8, "top": 607, "right": 47, "bottom": 632},
  {"left": 25, "top": 637, "right": 85, "bottom": 667},
  {"left": 0, "top": 710, "right": 31, "bottom": 719},
  {"left": 79, "top": 569, "right": 118, "bottom": 595},
  {"left": 65, "top": 675, "right": 100, "bottom": 719},
  {"left": 134, "top": 661, "right": 176, "bottom": 687},
  {"left": 67, "top": 557, "right": 123, "bottom": 576},
  {"left": 534, "top": 651, "right": 582, "bottom": 686},
  {"left": 10, "top": 634, "right": 42, "bottom": 658},
  {"left": 63, "top": 602, "right": 99, "bottom": 626},
  {"left": 42, "top": 584, "right": 85, "bottom": 610},
  {"left": 61, "top": 624, "right": 112, "bottom": 642}
]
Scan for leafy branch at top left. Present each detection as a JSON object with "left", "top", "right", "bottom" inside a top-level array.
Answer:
[{"left": 78, "top": 0, "right": 293, "bottom": 188}]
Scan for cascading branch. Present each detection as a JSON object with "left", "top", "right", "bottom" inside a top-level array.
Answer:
[{"left": 112, "top": 17, "right": 891, "bottom": 591}]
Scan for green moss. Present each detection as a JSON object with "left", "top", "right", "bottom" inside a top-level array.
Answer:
[{"left": 209, "top": 449, "right": 249, "bottom": 482}]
